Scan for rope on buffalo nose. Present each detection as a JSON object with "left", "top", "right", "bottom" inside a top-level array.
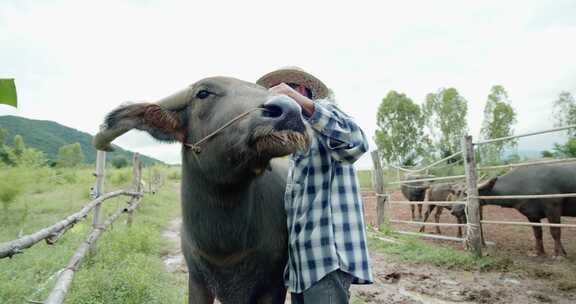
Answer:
[{"left": 184, "top": 107, "right": 269, "bottom": 153}]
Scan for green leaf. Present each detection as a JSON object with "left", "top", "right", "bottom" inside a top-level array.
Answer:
[{"left": 0, "top": 79, "right": 17, "bottom": 108}]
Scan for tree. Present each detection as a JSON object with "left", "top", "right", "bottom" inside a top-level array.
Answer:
[
  {"left": 422, "top": 88, "right": 468, "bottom": 161},
  {"left": 551, "top": 91, "right": 576, "bottom": 157},
  {"left": 2, "top": 134, "right": 47, "bottom": 167},
  {"left": 17, "top": 148, "right": 47, "bottom": 167},
  {"left": 58, "top": 143, "right": 85, "bottom": 167},
  {"left": 541, "top": 150, "right": 554, "bottom": 158},
  {"left": 111, "top": 155, "right": 129, "bottom": 169},
  {"left": 13, "top": 135, "right": 25, "bottom": 158},
  {"left": 375, "top": 91, "right": 426, "bottom": 166},
  {"left": 0, "top": 128, "right": 9, "bottom": 165},
  {"left": 479, "top": 85, "right": 518, "bottom": 163},
  {"left": 552, "top": 91, "right": 576, "bottom": 136},
  {"left": 553, "top": 138, "right": 576, "bottom": 158}
]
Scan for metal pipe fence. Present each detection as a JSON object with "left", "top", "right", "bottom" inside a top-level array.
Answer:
[{"left": 474, "top": 124, "right": 576, "bottom": 145}]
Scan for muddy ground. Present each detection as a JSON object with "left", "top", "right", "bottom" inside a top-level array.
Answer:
[{"left": 162, "top": 191, "right": 576, "bottom": 303}]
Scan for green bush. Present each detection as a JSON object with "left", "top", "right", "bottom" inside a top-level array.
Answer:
[
  {"left": 111, "top": 156, "right": 129, "bottom": 169},
  {"left": 57, "top": 143, "right": 85, "bottom": 167},
  {"left": 167, "top": 170, "right": 180, "bottom": 181},
  {"left": 0, "top": 171, "right": 23, "bottom": 210},
  {"left": 110, "top": 170, "right": 131, "bottom": 187}
]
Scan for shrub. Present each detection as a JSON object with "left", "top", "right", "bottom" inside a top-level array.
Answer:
[
  {"left": 167, "top": 170, "right": 180, "bottom": 181},
  {"left": 57, "top": 143, "right": 85, "bottom": 167},
  {"left": 111, "top": 156, "right": 129, "bottom": 169},
  {"left": 0, "top": 171, "right": 23, "bottom": 210},
  {"left": 110, "top": 170, "right": 130, "bottom": 186}
]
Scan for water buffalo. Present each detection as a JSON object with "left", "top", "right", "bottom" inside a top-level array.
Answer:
[
  {"left": 452, "top": 163, "right": 576, "bottom": 257},
  {"left": 401, "top": 174, "right": 431, "bottom": 221},
  {"left": 93, "top": 77, "right": 310, "bottom": 303},
  {"left": 419, "top": 183, "right": 466, "bottom": 238}
]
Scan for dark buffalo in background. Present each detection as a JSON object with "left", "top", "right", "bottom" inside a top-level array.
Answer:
[
  {"left": 93, "top": 77, "right": 311, "bottom": 304},
  {"left": 452, "top": 163, "right": 576, "bottom": 257},
  {"left": 401, "top": 174, "right": 431, "bottom": 221}
]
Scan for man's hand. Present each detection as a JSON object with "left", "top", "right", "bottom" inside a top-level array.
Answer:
[{"left": 269, "top": 83, "right": 315, "bottom": 116}]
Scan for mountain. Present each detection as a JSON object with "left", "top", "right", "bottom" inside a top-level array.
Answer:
[{"left": 0, "top": 115, "right": 164, "bottom": 166}]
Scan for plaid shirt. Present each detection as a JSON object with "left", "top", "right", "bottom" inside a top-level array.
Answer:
[{"left": 284, "top": 100, "right": 373, "bottom": 293}]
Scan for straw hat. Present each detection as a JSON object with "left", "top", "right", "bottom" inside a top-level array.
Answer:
[{"left": 256, "top": 67, "right": 329, "bottom": 100}]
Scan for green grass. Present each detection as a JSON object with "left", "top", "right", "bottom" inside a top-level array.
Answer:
[
  {"left": 368, "top": 226, "right": 509, "bottom": 272},
  {"left": 357, "top": 170, "right": 373, "bottom": 189},
  {"left": 0, "top": 165, "right": 185, "bottom": 304},
  {"left": 351, "top": 296, "right": 368, "bottom": 304}
]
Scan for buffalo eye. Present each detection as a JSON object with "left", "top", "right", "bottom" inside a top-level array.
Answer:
[{"left": 196, "top": 90, "right": 212, "bottom": 99}]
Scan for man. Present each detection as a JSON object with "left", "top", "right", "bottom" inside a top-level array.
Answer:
[{"left": 257, "top": 67, "right": 373, "bottom": 303}]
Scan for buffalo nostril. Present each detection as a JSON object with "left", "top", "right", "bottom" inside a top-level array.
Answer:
[{"left": 262, "top": 104, "right": 284, "bottom": 118}]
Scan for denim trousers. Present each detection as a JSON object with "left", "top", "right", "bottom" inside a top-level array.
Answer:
[{"left": 290, "top": 270, "right": 353, "bottom": 304}]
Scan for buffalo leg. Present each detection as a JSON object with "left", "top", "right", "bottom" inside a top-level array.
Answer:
[
  {"left": 188, "top": 273, "right": 214, "bottom": 304},
  {"left": 410, "top": 205, "right": 415, "bottom": 221},
  {"left": 456, "top": 216, "right": 463, "bottom": 238},
  {"left": 546, "top": 206, "right": 567, "bottom": 257},
  {"left": 528, "top": 217, "right": 545, "bottom": 256},
  {"left": 419, "top": 205, "right": 436, "bottom": 232},
  {"left": 434, "top": 206, "right": 443, "bottom": 235},
  {"left": 417, "top": 203, "right": 423, "bottom": 220}
]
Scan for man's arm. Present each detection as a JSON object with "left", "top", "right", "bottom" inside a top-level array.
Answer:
[
  {"left": 305, "top": 101, "right": 368, "bottom": 163},
  {"left": 268, "top": 83, "right": 368, "bottom": 163}
]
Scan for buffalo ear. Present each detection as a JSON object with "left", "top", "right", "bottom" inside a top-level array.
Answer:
[
  {"left": 478, "top": 177, "right": 498, "bottom": 191},
  {"left": 96, "top": 103, "right": 186, "bottom": 150}
]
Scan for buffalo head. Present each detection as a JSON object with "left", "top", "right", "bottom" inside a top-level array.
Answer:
[
  {"left": 450, "top": 177, "right": 498, "bottom": 218},
  {"left": 93, "top": 77, "right": 310, "bottom": 183}
]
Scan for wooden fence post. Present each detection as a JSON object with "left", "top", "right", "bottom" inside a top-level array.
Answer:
[
  {"left": 462, "top": 135, "right": 482, "bottom": 257},
  {"left": 127, "top": 153, "right": 142, "bottom": 227},
  {"left": 90, "top": 148, "right": 106, "bottom": 254},
  {"left": 371, "top": 151, "right": 387, "bottom": 230}
]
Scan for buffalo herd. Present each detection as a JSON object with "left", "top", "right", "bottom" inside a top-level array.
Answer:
[{"left": 401, "top": 163, "right": 576, "bottom": 257}]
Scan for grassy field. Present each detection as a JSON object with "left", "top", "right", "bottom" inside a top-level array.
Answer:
[
  {"left": 357, "top": 170, "right": 373, "bottom": 190},
  {"left": 0, "top": 165, "right": 186, "bottom": 304},
  {"left": 368, "top": 225, "right": 506, "bottom": 272}
]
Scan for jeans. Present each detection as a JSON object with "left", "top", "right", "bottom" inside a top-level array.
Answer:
[{"left": 290, "top": 270, "right": 353, "bottom": 304}]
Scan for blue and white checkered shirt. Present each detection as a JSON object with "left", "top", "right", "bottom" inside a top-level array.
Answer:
[{"left": 284, "top": 100, "right": 373, "bottom": 293}]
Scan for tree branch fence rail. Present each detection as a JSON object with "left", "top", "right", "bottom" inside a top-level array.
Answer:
[
  {"left": 0, "top": 151, "right": 162, "bottom": 304},
  {"left": 370, "top": 124, "right": 576, "bottom": 257}
]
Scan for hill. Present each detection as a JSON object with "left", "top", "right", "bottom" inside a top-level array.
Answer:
[{"left": 0, "top": 115, "right": 164, "bottom": 166}]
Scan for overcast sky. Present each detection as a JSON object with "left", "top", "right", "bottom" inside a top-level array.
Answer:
[{"left": 1, "top": 0, "right": 575, "bottom": 169}]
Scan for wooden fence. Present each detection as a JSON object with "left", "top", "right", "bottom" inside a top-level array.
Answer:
[
  {"left": 0, "top": 151, "right": 160, "bottom": 304},
  {"left": 371, "top": 124, "right": 576, "bottom": 257}
]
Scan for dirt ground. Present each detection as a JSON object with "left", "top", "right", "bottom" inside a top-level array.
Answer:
[{"left": 162, "top": 191, "right": 576, "bottom": 303}]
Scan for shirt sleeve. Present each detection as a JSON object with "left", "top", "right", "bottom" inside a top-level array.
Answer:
[{"left": 305, "top": 101, "right": 369, "bottom": 163}]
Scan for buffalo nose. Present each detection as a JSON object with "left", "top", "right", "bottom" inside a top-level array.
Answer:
[
  {"left": 262, "top": 95, "right": 302, "bottom": 119},
  {"left": 261, "top": 95, "right": 305, "bottom": 132}
]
